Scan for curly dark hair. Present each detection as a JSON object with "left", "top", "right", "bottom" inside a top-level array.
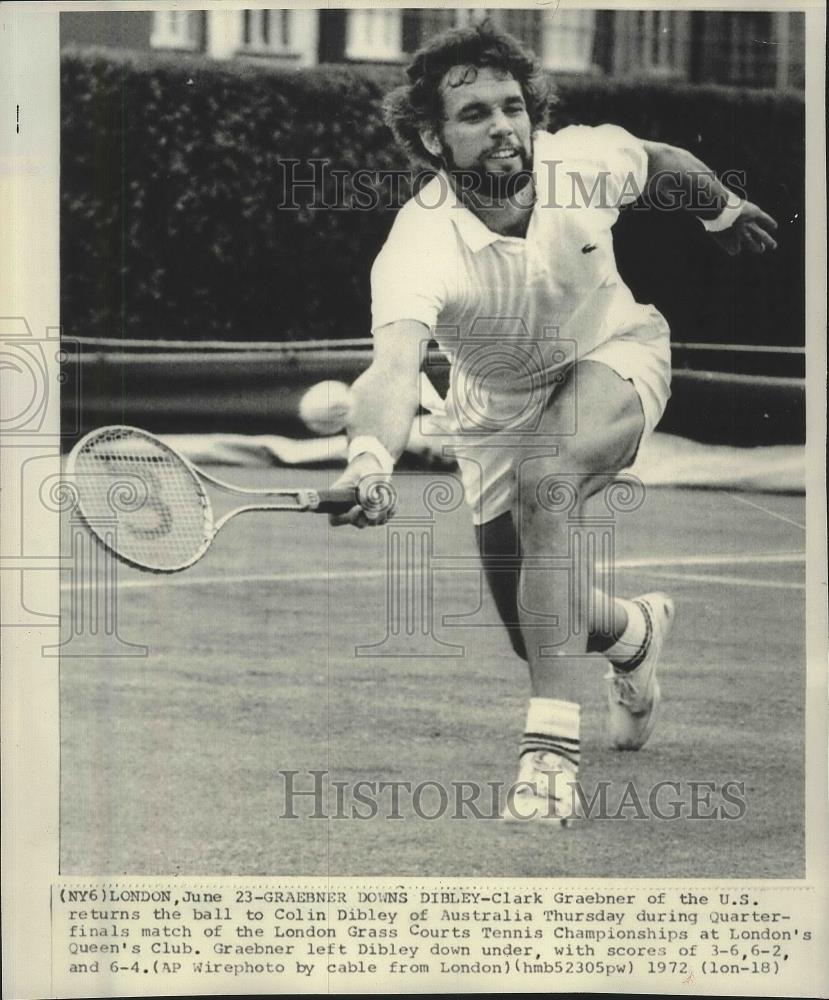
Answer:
[{"left": 383, "top": 20, "right": 554, "bottom": 168}]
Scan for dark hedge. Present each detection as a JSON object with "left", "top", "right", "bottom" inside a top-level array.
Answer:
[{"left": 61, "top": 47, "right": 804, "bottom": 346}]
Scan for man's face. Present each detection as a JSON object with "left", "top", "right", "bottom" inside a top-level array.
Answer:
[{"left": 431, "top": 65, "right": 533, "bottom": 197}]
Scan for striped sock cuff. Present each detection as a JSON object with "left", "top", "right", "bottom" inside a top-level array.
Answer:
[
  {"left": 520, "top": 732, "right": 581, "bottom": 768},
  {"left": 623, "top": 599, "right": 653, "bottom": 670},
  {"left": 522, "top": 698, "right": 581, "bottom": 767},
  {"left": 606, "top": 598, "right": 651, "bottom": 669}
]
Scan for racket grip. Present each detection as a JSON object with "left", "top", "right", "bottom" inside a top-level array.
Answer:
[{"left": 313, "top": 486, "right": 358, "bottom": 514}]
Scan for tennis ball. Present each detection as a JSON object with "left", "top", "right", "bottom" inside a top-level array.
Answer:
[{"left": 298, "top": 380, "right": 353, "bottom": 435}]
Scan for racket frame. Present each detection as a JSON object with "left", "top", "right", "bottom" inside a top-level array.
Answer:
[{"left": 66, "top": 425, "right": 347, "bottom": 573}]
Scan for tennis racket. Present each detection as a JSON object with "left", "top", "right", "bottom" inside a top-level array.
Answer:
[{"left": 66, "top": 425, "right": 385, "bottom": 573}]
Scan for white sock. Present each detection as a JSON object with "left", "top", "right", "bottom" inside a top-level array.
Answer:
[
  {"left": 520, "top": 698, "right": 580, "bottom": 769},
  {"left": 604, "top": 598, "right": 650, "bottom": 671}
]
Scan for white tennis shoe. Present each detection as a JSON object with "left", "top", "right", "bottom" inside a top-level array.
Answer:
[
  {"left": 502, "top": 751, "right": 582, "bottom": 826},
  {"left": 605, "top": 592, "right": 675, "bottom": 751}
]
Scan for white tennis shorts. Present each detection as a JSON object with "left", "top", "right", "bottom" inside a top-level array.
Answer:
[{"left": 438, "top": 308, "right": 672, "bottom": 526}]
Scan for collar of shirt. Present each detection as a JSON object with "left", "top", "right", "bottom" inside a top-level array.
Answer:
[
  {"left": 436, "top": 131, "right": 554, "bottom": 253},
  {"left": 437, "top": 172, "right": 533, "bottom": 253}
]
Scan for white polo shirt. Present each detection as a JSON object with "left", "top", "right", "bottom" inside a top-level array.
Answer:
[{"left": 371, "top": 125, "right": 666, "bottom": 435}]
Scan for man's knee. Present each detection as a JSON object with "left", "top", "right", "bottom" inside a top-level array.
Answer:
[{"left": 513, "top": 442, "right": 598, "bottom": 539}]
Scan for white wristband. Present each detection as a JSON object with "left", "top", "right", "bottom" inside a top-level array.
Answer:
[
  {"left": 701, "top": 190, "right": 745, "bottom": 232},
  {"left": 347, "top": 435, "right": 395, "bottom": 475}
]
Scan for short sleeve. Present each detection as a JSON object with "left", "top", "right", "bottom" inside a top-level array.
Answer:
[
  {"left": 370, "top": 204, "right": 451, "bottom": 333},
  {"left": 589, "top": 124, "right": 648, "bottom": 207},
  {"left": 549, "top": 124, "right": 648, "bottom": 208}
]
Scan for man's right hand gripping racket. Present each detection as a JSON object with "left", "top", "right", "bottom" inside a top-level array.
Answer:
[{"left": 66, "top": 425, "right": 393, "bottom": 573}]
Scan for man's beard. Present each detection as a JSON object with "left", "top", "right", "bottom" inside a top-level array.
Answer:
[{"left": 442, "top": 138, "right": 534, "bottom": 208}]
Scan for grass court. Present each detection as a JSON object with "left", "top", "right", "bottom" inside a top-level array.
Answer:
[{"left": 60, "top": 468, "right": 805, "bottom": 878}]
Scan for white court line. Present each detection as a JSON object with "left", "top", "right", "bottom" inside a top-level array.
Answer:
[
  {"left": 633, "top": 568, "right": 805, "bottom": 591},
  {"left": 59, "top": 551, "right": 805, "bottom": 591},
  {"left": 600, "top": 552, "right": 803, "bottom": 569},
  {"left": 725, "top": 492, "right": 806, "bottom": 531}
]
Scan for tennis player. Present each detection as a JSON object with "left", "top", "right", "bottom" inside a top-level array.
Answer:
[{"left": 330, "top": 22, "right": 778, "bottom": 822}]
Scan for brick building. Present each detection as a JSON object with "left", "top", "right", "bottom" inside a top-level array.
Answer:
[{"left": 60, "top": 7, "right": 806, "bottom": 90}]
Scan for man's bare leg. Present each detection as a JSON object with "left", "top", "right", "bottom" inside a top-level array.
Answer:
[
  {"left": 500, "top": 361, "right": 665, "bottom": 823},
  {"left": 475, "top": 510, "right": 630, "bottom": 663},
  {"left": 510, "top": 361, "right": 645, "bottom": 698}
]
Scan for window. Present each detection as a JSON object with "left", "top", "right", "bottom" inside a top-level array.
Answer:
[
  {"left": 500, "top": 9, "right": 543, "bottom": 53},
  {"left": 777, "top": 11, "right": 805, "bottom": 89},
  {"left": 404, "top": 9, "right": 540, "bottom": 56},
  {"left": 613, "top": 10, "right": 691, "bottom": 79},
  {"left": 239, "top": 9, "right": 294, "bottom": 55},
  {"left": 635, "top": 10, "right": 688, "bottom": 75},
  {"left": 403, "top": 8, "right": 483, "bottom": 53},
  {"left": 541, "top": 10, "right": 597, "bottom": 72},
  {"left": 640, "top": 11, "right": 670, "bottom": 71},
  {"left": 726, "top": 12, "right": 776, "bottom": 87},
  {"left": 150, "top": 11, "right": 200, "bottom": 51},
  {"left": 345, "top": 9, "right": 402, "bottom": 61},
  {"left": 690, "top": 11, "right": 784, "bottom": 88}
]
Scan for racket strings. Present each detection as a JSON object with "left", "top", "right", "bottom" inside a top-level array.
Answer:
[{"left": 72, "top": 428, "right": 212, "bottom": 571}]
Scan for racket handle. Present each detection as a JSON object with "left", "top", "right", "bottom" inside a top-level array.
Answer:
[{"left": 313, "top": 486, "right": 358, "bottom": 514}]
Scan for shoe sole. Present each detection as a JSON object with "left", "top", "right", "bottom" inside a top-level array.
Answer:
[
  {"left": 501, "top": 794, "right": 581, "bottom": 827},
  {"left": 501, "top": 813, "right": 577, "bottom": 829},
  {"left": 501, "top": 813, "right": 574, "bottom": 828},
  {"left": 614, "top": 677, "right": 661, "bottom": 751}
]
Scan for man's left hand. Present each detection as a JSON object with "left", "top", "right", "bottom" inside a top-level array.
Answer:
[{"left": 711, "top": 201, "right": 779, "bottom": 256}]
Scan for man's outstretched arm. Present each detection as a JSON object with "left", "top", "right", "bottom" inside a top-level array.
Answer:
[
  {"left": 640, "top": 140, "right": 779, "bottom": 256},
  {"left": 328, "top": 320, "right": 426, "bottom": 528}
]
